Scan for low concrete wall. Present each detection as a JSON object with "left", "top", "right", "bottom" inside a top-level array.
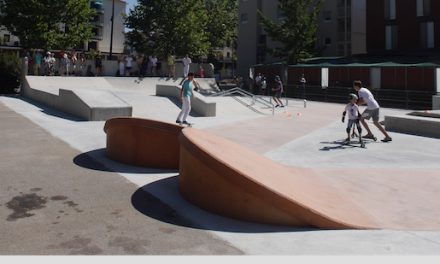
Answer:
[
  {"left": 156, "top": 84, "right": 216, "bottom": 117},
  {"left": 433, "top": 96, "right": 440, "bottom": 110},
  {"left": 385, "top": 114, "right": 440, "bottom": 138},
  {"left": 22, "top": 77, "right": 132, "bottom": 121},
  {"left": 104, "top": 118, "right": 183, "bottom": 169}
]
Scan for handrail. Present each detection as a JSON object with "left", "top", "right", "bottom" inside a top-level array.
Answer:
[{"left": 209, "top": 87, "right": 275, "bottom": 115}]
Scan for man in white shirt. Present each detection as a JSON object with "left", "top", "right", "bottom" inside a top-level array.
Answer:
[
  {"left": 353, "top": 80, "right": 392, "bottom": 142},
  {"left": 182, "top": 54, "right": 191, "bottom": 78},
  {"left": 125, "top": 55, "right": 133, "bottom": 76}
]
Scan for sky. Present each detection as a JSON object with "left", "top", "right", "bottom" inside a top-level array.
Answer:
[{"left": 125, "top": 0, "right": 137, "bottom": 13}]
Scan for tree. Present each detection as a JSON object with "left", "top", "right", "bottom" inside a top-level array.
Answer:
[
  {"left": 258, "top": 0, "right": 322, "bottom": 64},
  {"left": 125, "top": 0, "right": 209, "bottom": 59},
  {"left": 205, "top": 0, "right": 238, "bottom": 54},
  {"left": 0, "top": 0, "right": 94, "bottom": 50}
]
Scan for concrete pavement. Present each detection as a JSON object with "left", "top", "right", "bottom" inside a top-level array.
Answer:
[{"left": 2, "top": 77, "right": 440, "bottom": 254}]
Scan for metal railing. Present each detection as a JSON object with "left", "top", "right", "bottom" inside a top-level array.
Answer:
[
  {"left": 210, "top": 87, "right": 275, "bottom": 115},
  {"left": 285, "top": 84, "right": 437, "bottom": 110}
]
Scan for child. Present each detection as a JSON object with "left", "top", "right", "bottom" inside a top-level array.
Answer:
[{"left": 342, "top": 94, "right": 364, "bottom": 147}]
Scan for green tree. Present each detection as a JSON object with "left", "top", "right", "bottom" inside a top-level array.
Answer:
[
  {"left": 258, "top": 0, "right": 322, "bottom": 64},
  {"left": 125, "top": 0, "right": 209, "bottom": 58},
  {"left": 0, "top": 0, "right": 94, "bottom": 50},
  {"left": 205, "top": 0, "right": 238, "bottom": 54}
]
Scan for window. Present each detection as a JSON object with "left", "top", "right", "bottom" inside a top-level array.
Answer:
[
  {"left": 4, "top": 34, "right": 10, "bottom": 43},
  {"left": 324, "top": 38, "right": 332, "bottom": 45},
  {"left": 420, "top": 22, "right": 434, "bottom": 48},
  {"left": 226, "top": 52, "right": 231, "bottom": 58},
  {"left": 417, "top": 0, "right": 431, "bottom": 17},
  {"left": 240, "top": 13, "right": 248, "bottom": 24},
  {"left": 384, "top": 0, "right": 396, "bottom": 20},
  {"left": 323, "top": 11, "right": 332, "bottom": 21},
  {"left": 385, "top": 25, "right": 397, "bottom": 50}
]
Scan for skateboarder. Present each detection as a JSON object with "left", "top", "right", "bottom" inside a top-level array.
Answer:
[
  {"left": 353, "top": 80, "right": 392, "bottom": 142},
  {"left": 176, "top": 72, "right": 200, "bottom": 126},
  {"left": 342, "top": 93, "right": 364, "bottom": 147}
]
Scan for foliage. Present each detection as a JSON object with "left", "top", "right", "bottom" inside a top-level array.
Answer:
[
  {"left": 205, "top": 0, "right": 238, "bottom": 53},
  {"left": 125, "top": 0, "right": 238, "bottom": 59},
  {"left": 258, "top": 0, "right": 322, "bottom": 64},
  {"left": 0, "top": 0, "right": 94, "bottom": 50},
  {"left": 0, "top": 52, "right": 21, "bottom": 93}
]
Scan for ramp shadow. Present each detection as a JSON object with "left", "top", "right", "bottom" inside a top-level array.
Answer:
[
  {"left": 131, "top": 176, "right": 318, "bottom": 233},
  {"left": 73, "top": 148, "right": 177, "bottom": 174}
]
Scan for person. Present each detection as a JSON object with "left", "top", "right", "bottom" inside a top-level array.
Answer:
[
  {"left": 198, "top": 64, "right": 205, "bottom": 78},
  {"left": 176, "top": 72, "right": 200, "bottom": 125},
  {"left": 95, "top": 52, "right": 103, "bottom": 76},
  {"left": 33, "top": 51, "right": 42, "bottom": 76},
  {"left": 71, "top": 51, "right": 78, "bottom": 75},
  {"left": 118, "top": 57, "right": 125, "bottom": 76},
  {"left": 342, "top": 93, "right": 364, "bottom": 147},
  {"left": 167, "top": 54, "right": 175, "bottom": 78},
  {"left": 48, "top": 52, "right": 56, "bottom": 76},
  {"left": 272, "top": 75, "right": 284, "bottom": 107},
  {"left": 125, "top": 54, "right": 133, "bottom": 76},
  {"left": 255, "top": 73, "right": 262, "bottom": 94},
  {"left": 353, "top": 80, "right": 392, "bottom": 142},
  {"left": 261, "top": 74, "right": 267, "bottom": 95},
  {"left": 182, "top": 54, "right": 191, "bottom": 78},
  {"left": 148, "top": 55, "right": 157, "bottom": 76},
  {"left": 300, "top": 74, "right": 306, "bottom": 99},
  {"left": 61, "top": 53, "right": 70, "bottom": 76}
]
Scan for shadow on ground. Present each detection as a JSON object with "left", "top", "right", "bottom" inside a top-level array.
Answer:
[
  {"left": 73, "top": 148, "right": 177, "bottom": 174},
  {"left": 319, "top": 139, "right": 378, "bottom": 151},
  {"left": 132, "top": 176, "right": 319, "bottom": 234}
]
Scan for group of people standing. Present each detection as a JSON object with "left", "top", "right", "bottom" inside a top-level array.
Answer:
[{"left": 26, "top": 50, "right": 88, "bottom": 76}]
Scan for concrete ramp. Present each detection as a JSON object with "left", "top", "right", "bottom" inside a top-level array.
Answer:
[{"left": 22, "top": 76, "right": 132, "bottom": 121}]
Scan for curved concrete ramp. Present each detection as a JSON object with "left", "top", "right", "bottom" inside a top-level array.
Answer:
[
  {"left": 104, "top": 118, "right": 182, "bottom": 169},
  {"left": 178, "top": 128, "right": 379, "bottom": 229}
]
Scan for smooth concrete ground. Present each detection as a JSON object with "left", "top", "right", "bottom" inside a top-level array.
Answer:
[{"left": 2, "top": 78, "right": 440, "bottom": 255}]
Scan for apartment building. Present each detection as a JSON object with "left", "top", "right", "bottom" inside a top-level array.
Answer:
[
  {"left": 88, "top": 0, "right": 126, "bottom": 53},
  {"left": 366, "top": 0, "right": 440, "bottom": 55},
  {"left": 0, "top": 0, "right": 126, "bottom": 54},
  {"left": 237, "top": 0, "right": 366, "bottom": 77}
]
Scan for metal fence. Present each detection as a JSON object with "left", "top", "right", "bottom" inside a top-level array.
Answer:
[{"left": 284, "top": 85, "right": 437, "bottom": 110}]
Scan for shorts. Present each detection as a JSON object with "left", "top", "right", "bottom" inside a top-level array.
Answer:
[
  {"left": 126, "top": 66, "right": 132, "bottom": 70},
  {"left": 347, "top": 119, "right": 360, "bottom": 130},
  {"left": 274, "top": 91, "right": 282, "bottom": 98},
  {"left": 362, "top": 108, "right": 380, "bottom": 122}
]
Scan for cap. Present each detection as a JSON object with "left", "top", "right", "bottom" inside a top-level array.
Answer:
[
  {"left": 349, "top": 93, "right": 358, "bottom": 101},
  {"left": 275, "top": 75, "right": 280, "bottom": 80}
]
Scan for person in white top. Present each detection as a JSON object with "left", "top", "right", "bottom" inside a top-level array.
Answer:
[
  {"left": 182, "top": 54, "right": 192, "bottom": 78},
  {"left": 342, "top": 93, "right": 364, "bottom": 147},
  {"left": 125, "top": 55, "right": 133, "bottom": 76},
  {"left": 353, "top": 80, "right": 392, "bottom": 142}
]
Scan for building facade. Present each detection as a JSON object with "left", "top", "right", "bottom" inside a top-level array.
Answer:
[
  {"left": 237, "top": 0, "right": 366, "bottom": 78},
  {"left": 88, "top": 0, "right": 126, "bottom": 53},
  {"left": 366, "top": 0, "right": 440, "bottom": 55},
  {"left": 0, "top": 0, "right": 126, "bottom": 54}
]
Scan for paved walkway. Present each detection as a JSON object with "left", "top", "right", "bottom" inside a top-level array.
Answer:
[
  {"left": 0, "top": 100, "right": 241, "bottom": 255},
  {"left": 2, "top": 78, "right": 440, "bottom": 254}
]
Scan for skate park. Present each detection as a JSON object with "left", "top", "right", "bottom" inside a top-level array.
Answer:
[{"left": 1, "top": 76, "right": 440, "bottom": 254}]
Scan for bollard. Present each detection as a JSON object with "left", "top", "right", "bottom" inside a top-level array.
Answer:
[{"left": 303, "top": 99, "right": 307, "bottom": 108}]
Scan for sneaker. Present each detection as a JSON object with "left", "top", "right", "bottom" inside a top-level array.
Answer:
[
  {"left": 363, "top": 134, "right": 375, "bottom": 139},
  {"left": 182, "top": 121, "right": 190, "bottom": 125},
  {"left": 280, "top": 105, "right": 285, "bottom": 108},
  {"left": 381, "top": 137, "right": 392, "bottom": 142},
  {"left": 176, "top": 120, "right": 182, "bottom": 124},
  {"left": 275, "top": 105, "right": 280, "bottom": 108}
]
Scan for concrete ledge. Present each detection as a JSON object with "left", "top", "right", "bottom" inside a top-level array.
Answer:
[
  {"left": 156, "top": 84, "right": 216, "bottom": 117},
  {"left": 178, "top": 128, "right": 378, "bottom": 229},
  {"left": 385, "top": 114, "right": 440, "bottom": 138},
  {"left": 22, "top": 76, "right": 132, "bottom": 121},
  {"left": 433, "top": 96, "right": 440, "bottom": 110},
  {"left": 104, "top": 118, "right": 183, "bottom": 169}
]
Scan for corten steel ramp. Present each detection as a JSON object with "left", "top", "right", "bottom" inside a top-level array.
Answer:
[
  {"left": 178, "top": 128, "right": 379, "bottom": 229},
  {"left": 104, "top": 118, "right": 183, "bottom": 169}
]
